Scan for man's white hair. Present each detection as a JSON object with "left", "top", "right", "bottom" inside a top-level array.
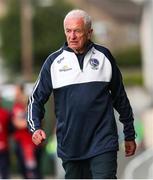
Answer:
[{"left": 64, "top": 9, "right": 92, "bottom": 29}]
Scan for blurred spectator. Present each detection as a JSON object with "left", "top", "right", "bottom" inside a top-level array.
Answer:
[
  {"left": 0, "top": 94, "right": 12, "bottom": 178},
  {"left": 12, "top": 83, "right": 42, "bottom": 179}
]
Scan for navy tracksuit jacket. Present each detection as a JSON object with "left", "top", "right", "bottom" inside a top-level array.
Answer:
[{"left": 27, "top": 42, "right": 135, "bottom": 160}]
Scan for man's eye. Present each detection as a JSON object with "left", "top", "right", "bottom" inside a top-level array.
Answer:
[
  {"left": 75, "top": 30, "right": 81, "bottom": 33},
  {"left": 66, "top": 29, "right": 71, "bottom": 33}
]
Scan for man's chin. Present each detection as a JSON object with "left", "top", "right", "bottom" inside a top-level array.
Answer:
[{"left": 69, "top": 46, "right": 79, "bottom": 51}]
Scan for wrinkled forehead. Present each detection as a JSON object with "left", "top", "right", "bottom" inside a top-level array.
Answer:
[
  {"left": 64, "top": 17, "right": 86, "bottom": 29},
  {"left": 64, "top": 16, "right": 84, "bottom": 24}
]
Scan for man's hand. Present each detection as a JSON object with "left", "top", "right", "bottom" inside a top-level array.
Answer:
[
  {"left": 125, "top": 140, "right": 137, "bottom": 157},
  {"left": 32, "top": 129, "right": 46, "bottom": 146}
]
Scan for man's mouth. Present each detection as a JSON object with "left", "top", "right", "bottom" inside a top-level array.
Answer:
[{"left": 70, "top": 41, "right": 78, "bottom": 44}]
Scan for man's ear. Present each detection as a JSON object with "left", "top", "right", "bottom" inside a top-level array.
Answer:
[{"left": 87, "top": 29, "right": 93, "bottom": 39}]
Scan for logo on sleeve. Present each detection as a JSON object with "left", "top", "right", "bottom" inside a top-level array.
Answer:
[
  {"left": 89, "top": 58, "right": 99, "bottom": 70},
  {"left": 57, "top": 57, "right": 64, "bottom": 64}
]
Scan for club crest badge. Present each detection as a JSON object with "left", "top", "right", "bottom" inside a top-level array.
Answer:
[{"left": 89, "top": 58, "right": 99, "bottom": 70}]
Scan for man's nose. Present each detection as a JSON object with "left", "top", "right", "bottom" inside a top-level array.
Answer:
[{"left": 70, "top": 31, "right": 76, "bottom": 39}]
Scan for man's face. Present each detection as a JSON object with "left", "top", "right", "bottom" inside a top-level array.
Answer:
[{"left": 64, "top": 17, "right": 93, "bottom": 53}]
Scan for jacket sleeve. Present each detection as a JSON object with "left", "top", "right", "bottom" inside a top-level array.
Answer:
[
  {"left": 106, "top": 49, "right": 136, "bottom": 141},
  {"left": 27, "top": 57, "right": 53, "bottom": 133}
]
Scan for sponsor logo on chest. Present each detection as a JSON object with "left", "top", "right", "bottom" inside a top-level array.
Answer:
[{"left": 59, "top": 65, "right": 72, "bottom": 72}]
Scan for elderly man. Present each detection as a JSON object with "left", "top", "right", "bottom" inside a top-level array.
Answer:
[{"left": 27, "top": 9, "right": 136, "bottom": 179}]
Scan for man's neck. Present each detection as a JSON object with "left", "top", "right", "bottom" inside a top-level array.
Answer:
[
  {"left": 73, "top": 49, "right": 84, "bottom": 54},
  {"left": 70, "top": 41, "right": 91, "bottom": 54}
]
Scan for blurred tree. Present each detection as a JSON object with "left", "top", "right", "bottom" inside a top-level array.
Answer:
[
  {"left": 0, "top": 0, "right": 21, "bottom": 78},
  {"left": 114, "top": 45, "right": 142, "bottom": 68},
  {"left": 0, "top": 0, "right": 73, "bottom": 80},
  {"left": 32, "top": 0, "right": 73, "bottom": 72},
  {"left": 20, "top": 0, "right": 33, "bottom": 82}
]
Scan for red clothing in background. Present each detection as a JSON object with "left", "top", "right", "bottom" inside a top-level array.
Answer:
[
  {"left": 0, "top": 107, "right": 10, "bottom": 151},
  {"left": 12, "top": 102, "right": 33, "bottom": 145},
  {"left": 12, "top": 102, "right": 37, "bottom": 162}
]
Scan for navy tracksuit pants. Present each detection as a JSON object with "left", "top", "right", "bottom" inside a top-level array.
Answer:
[{"left": 62, "top": 151, "right": 117, "bottom": 179}]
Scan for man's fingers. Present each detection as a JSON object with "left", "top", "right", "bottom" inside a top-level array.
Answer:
[
  {"left": 32, "top": 134, "right": 42, "bottom": 145},
  {"left": 40, "top": 130, "right": 46, "bottom": 140},
  {"left": 125, "top": 150, "right": 134, "bottom": 157},
  {"left": 32, "top": 129, "right": 46, "bottom": 145},
  {"left": 125, "top": 140, "right": 136, "bottom": 157}
]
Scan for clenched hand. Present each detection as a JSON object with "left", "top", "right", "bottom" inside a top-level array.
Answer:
[
  {"left": 32, "top": 129, "right": 46, "bottom": 146},
  {"left": 125, "top": 140, "right": 137, "bottom": 157}
]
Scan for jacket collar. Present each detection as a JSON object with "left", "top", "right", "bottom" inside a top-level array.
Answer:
[{"left": 62, "top": 41, "right": 94, "bottom": 55}]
